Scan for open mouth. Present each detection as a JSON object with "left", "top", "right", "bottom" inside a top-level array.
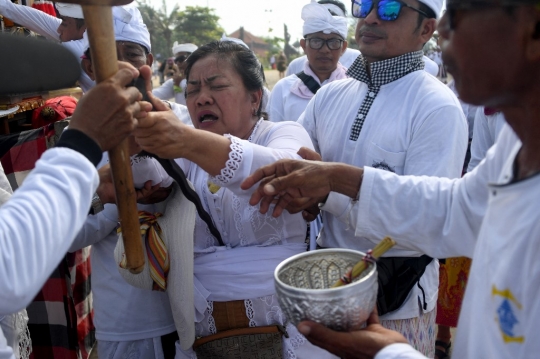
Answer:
[{"left": 198, "top": 113, "right": 218, "bottom": 123}]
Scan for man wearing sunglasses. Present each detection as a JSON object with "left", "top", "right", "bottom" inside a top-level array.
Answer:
[
  {"left": 296, "top": 0, "right": 468, "bottom": 356},
  {"left": 267, "top": 0, "right": 348, "bottom": 122},
  {"left": 243, "top": 0, "right": 540, "bottom": 358}
]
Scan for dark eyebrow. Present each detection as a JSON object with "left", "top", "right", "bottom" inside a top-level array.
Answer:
[
  {"left": 118, "top": 42, "right": 145, "bottom": 52},
  {"left": 187, "top": 75, "right": 222, "bottom": 86}
]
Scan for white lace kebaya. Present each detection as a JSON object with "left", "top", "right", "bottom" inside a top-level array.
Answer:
[{"left": 173, "top": 119, "right": 339, "bottom": 359}]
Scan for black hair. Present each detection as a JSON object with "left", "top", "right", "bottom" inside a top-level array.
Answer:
[
  {"left": 75, "top": 18, "right": 85, "bottom": 30},
  {"left": 184, "top": 41, "right": 267, "bottom": 118},
  {"left": 317, "top": 0, "right": 347, "bottom": 16}
]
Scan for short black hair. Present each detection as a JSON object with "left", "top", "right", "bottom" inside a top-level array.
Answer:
[
  {"left": 75, "top": 18, "right": 85, "bottom": 30},
  {"left": 317, "top": 0, "right": 347, "bottom": 16}
]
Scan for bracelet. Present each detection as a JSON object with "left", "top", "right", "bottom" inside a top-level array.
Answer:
[
  {"left": 89, "top": 192, "right": 104, "bottom": 215},
  {"left": 173, "top": 85, "right": 183, "bottom": 94}
]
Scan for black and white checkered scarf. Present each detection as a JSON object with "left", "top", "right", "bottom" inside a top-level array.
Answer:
[{"left": 345, "top": 50, "right": 425, "bottom": 141}]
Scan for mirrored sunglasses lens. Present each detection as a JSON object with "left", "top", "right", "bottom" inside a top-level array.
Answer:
[
  {"left": 378, "top": 0, "right": 401, "bottom": 20},
  {"left": 354, "top": 0, "right": 373, "bottom": 17},
  {"left": 352, "top": 1, "right": 361, "bottom": 17},
  {"left": 362, "top": 0, "right": 375, "bottom": 17}
]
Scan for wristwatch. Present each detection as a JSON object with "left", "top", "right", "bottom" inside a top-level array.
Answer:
[{"left": 89, "top": 192, "right": 104, "bottom": 215}]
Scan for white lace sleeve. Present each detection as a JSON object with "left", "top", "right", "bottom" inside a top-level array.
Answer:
[{"left": 210, "top": 134, "right": 244, "bottom": 186}]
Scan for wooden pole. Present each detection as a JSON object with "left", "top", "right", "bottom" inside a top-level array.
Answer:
[{"left": 82, "top": 5, "right": 144, "bottom": 273}]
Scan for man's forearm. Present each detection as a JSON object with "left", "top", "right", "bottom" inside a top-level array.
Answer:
[
  {"left": 0, "top": 0, "right": 61, "bottom": 40},
  {"left": 328, "top": 163, "right": 364, "bottom": 199}
]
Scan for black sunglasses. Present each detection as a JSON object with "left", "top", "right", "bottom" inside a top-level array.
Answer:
[{"left": 351, "top": 0, "right": 430, "bottom": 21}]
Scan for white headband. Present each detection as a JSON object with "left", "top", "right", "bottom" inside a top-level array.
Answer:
[
  {"left": 172, "top": 42, "right": 198, "bottom": 55},
  {"left": 418, "top": 0, "right": 443, "bottom": 19},
  {"left": 320, "top": 3, "right": 346, "bottom": 17},
  {"left": 302, "top": 0, "right": 348, "bottom": 39},
  {"left": 112, "top": 4, "right": 151, "bottom": 53},
  {"left": 56, "top": 3, "right": 84, "bottom": 19}
]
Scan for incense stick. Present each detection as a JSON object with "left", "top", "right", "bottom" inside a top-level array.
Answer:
[{"left": 331, "top": 236, "right": 396, "bottom": 288}]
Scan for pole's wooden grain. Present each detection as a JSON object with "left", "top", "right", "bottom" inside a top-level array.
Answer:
[{"left": 83, "top": 5, "right": 144, "bottom": 273}]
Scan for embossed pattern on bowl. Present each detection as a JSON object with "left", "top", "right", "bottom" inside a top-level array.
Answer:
[{"left": 274, "top": 249, "right": 377, "bottom": 331}]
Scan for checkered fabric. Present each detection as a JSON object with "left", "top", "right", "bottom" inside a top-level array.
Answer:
[
  {"left": 0, "top": 120, "right": 95, "bottom": 359},
  {"left": 345, "top": 50, "right": 425, "bottom": 141}
]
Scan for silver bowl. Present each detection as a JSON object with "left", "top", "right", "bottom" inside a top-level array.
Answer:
[{"left": 274, "top": 248, "right": 377, "bottom": 331}]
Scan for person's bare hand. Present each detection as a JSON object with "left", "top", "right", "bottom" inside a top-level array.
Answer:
[
  {"left": 136, "top": 181, "right": 172, "bottom": 204},
  {"left": 133, "top": 87, "right": 189, "bottom": 159},
  {"left": 283, "top": 147, "right": 325, "bottom": 219},
  {"left": 240, "top": 159, "right": 334, "bottom": 217},
  {"left": 172, "top": 68, "right": 184, "bottom": 86},
  {"left": 297, "top": 146, "right": 321, "bottom": 161},
  {"left": 298, "top": 310, "right": 408, "bottom": 359},
  {"left": 96, "top": 164, "right": 172, "bottom": 205},
  {"left": 69, "top": 66, "right": 143, "bottom": 151},
  {"left": 96, "top": 164, "right": 116, "bottom": 204}
]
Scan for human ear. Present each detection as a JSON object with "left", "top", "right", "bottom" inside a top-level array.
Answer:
[
  {"left": 146, "top": 53, "right": 154, "bottom": 68},
  {"left": 250, "top": 88, "right": 263, "bottom": 112},
  {"left": 300, "top": 38, "right": 307, "bottom": 53},
  {"left": 81, "top": 58, "right": 95, "bottom": 81},
  {"left": 341, "top": 40, "right": 348, "bottom": 55},
  {"left": 419, "top": 18, "right": 437, "bottom": 44},
  {"left": 524, "top": 9, "right": 540, "bottom": 61}
]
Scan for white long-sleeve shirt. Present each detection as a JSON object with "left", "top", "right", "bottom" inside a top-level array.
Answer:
[
  {"left": 267, "top": 62, "right": 347, "bottom": 123},
  {"left": 342, "top": 124, "right": 540, "bottom": 359},
  {"left": 152, "top": 78, "right": 186, "bottom": 105},
  {"left": 172, "top": 120, "right": 338, "bottom": 358},
  {"left": 301, "top": 52, "right": 468, "bottom": 320},
  {"left": 467, "top": 108, "right": 506, "bottom": 172},
  {"left": 0, "top": 0, "right": 94, "bottom": 92},
  {"left": 69, "top": 153, "right": 176, "bottom": 342},
  {"left": 0, "top": 147, "right": 98, "bottom": 359}
]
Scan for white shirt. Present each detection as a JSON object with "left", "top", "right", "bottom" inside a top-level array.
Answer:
[
  {"left": 0, "top": 0, "right": 95, "bottom": 92},
  {"left": 173, "top": 120, "right": 337, "bottom": 358},
  {"left": 170, "top": 102, "right": 193, "bottom": 126},
  {"left": 0, "top": 148, "right": 98, "bottom": 359},
  {"left": 467, "top": 108, "right": 506, "bottom": 172},
  {"left": 300, "top": 64, "right": 468, "bottom": 320},
  {"left": 267, "top": 63, "right": 346, "bottom": 122},
  {"left": 69, "top": 154, "right": 176, "bottom": 342},
  {"left": 351, "top": 125, "right": 540, "bottom": 359},
  {"left": 153, "top": 78, "right": 187, "bottom": 106},
  {"left": 447, "top": 80, "right": 479, "bottom": 139},
  {"left": 286, "top": 48, "right": 361, "bottom": 76}
]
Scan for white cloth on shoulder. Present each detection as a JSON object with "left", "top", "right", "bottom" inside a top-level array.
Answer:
[
  {"left": 114, "top": 183, "right": 196, "bottom": 350},
  {"left": 302, "top": 0, "right": 348, "bottom": 39}
]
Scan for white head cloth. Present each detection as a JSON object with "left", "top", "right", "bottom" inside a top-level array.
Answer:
[
  {"left": 220, "top": 33, "right": 249, "bottom": 49},
  {"left": 419, "top": 0, "right": 443, "bottom": 19},
  {"left": 56, "top": 3, "right": 84, "bottom": 19},
  {"left": 112, "top": 4, "right": 151, "bottom": 52},
  {"left": 172, "top": 42, "right": 198, "bottom": 55},
  {"left": 302, "top": 0, "right": 348, "bottom": 39},
  {"left": 320, "top": 2, "right": 345, "bottom": 17}
]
